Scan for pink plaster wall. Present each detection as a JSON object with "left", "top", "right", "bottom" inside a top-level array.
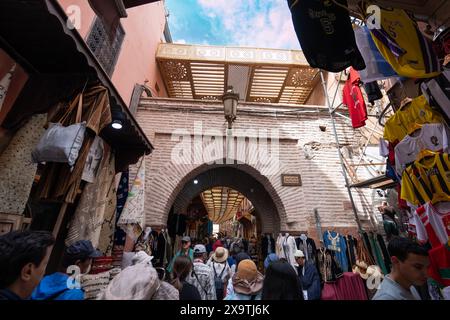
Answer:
[{"left": 57, "top": 0, "right": 168, "bottom": 105}]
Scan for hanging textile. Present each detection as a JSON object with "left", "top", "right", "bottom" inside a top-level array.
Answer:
[
  {"left": 0, "top": 113, "right": 46, "bottom": 214},
  {"left": 37, "top": 86, "right": 112, "bottom": 203},
  {"left": 376, "top": 234, "right": 391, "bottom": 274},
  {"left": 317, "top": 247, "right": 343, "bottom": 283},
  {"left": 401, "top": 152, "right": 450, "bottom": 206},
  {"left": 117, "top": 157, "right": 146, "bottom": 241},
  {"left": 0, "top": 64, "right": 15, "bottom": 113},
  {"left": 342, "top": 68, "right": 368, "bottom": 129},
  {"left": 357, "top": 233, "right": 376, "bottom": 266},
  {"left": 368, "top": 233, "right": 388, "bottom": 275},
  {"left": 296, "top": 234, "right": 318, "bottom": 265},
  {"left": 114, "top": 170, "right": 129, "bottom": 246},
  {"left": 421, "top": 69, "right": 450, "bottom": 124},
  {"left": 415, "top": 202, "right": 450, "bottom": 248},
  {"left": 428, "top": 243, "right": 450, "bottom": 287},
  {"left": 65, "top": 148, "right": 116, "bottom": 254},
  {"left": 363, "top": 81, "right": 383, "bottom": 105},
  {"left": 345, "top": 235, "right": 357, "bottom": 270},
  {"left": 323, "top": 230, "right": 349, "bottom": 272},
  {"left": 354, "top": 26, "right": 397, "bottom": 83},
  {"left": 287, "top": 0, "right": 365, "bottom": 72},
  {"left": 81, "top": 135, "right": 104, "bottom": 183},
  {"left": 370, "top": 8, "right": 441, "bottom": 79},
  {"left": 383, "top": 95, "right": 444, "bottom": 144}
]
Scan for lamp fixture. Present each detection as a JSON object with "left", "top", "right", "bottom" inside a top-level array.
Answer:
[{"left": 222, "top": 86, "right": 239, "bottom": 129}]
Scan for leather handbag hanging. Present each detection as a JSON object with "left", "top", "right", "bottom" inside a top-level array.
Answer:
[{"left": 31, "top": 92, "right": 86, "bottom": 167}]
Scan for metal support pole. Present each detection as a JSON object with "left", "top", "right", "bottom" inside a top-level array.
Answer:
[{"left": 320, "top": 71, "right": 363, "bottom": 232}]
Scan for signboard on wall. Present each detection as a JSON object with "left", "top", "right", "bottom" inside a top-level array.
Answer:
[{"left": 281, "top": 174, "right": 302, "bottom": 186}]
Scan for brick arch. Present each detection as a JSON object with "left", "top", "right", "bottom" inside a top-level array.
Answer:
[
  {"left": 145, "top": 157, "right": 287, "bottom": 233},
  {"left": 172, "top": 166, "right": 281, "bottom": 233}
]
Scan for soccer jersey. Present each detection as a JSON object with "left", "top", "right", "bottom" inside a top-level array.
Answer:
[
  {"left": 428, "top": 244, "right": 450, "bottom": 287},
  {"left": 401, "top": 153, "right": 450, "bottom": 205},
  {"left": 288, "top": 0, "right": 365, "bottom": 72},
  {"left": 383, "top": 95, "right": 444, "bottom": 143},
  {"left": 370, "top": 8, "right": 441, "bottom": 79},
  {"left": 416, "top": 202, "right": 450, "bottom": 248},
  {"left": 394, "top": 123, "right": 449, "bottom": 176}
]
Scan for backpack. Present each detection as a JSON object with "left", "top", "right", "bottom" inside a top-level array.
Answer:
[{"left": 212, "top": 263, "right": 226, "bottom": 300}]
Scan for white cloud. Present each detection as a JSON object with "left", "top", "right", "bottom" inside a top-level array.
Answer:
[
  {"left": 175, "top": 39, "right": 187, "bottom": 44},
  {"left": 197, "top": 0, "right": 300, "bottom": 50}
]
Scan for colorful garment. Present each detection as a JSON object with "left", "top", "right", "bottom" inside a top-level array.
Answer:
[
  {"left": 323, "top": 231, "right": 349, "bottom": 272},
  {"left": 342, "top": 68, "right": 368, "bottom": 128},
  {"left": 416, "top": 202, "right": 450, "bottom": 248},
  {"left": 428, "top": 244, "right": 450, "bottom": 287},
  {"left": 370, "top": 8, "right": 441, "bottom": 79}
]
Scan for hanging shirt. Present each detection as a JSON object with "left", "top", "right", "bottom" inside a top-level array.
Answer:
[
  {"left": 379, "top": 138, "right": 389, "bottom": 157},
  {"left": 363, "top": 81, "right": 383, "bottom": 105},
  {"left": 401, "top": 153, "right": 450, "bottom": 206},
  {"left": 416, "top": 202, "right": 450, "bottom": 248},
  {"left": 383, "top": 95, "right": 444, "bottom": 143},
  {"left": 370, "top": 8, "right": 441, "bottom": 79},
  {"left": 354, "top": 26, "right": 397, "bottom": 83},
  {"left": 287, "top": 0, "right": 365, "bottom": 72},
  {"left": 342, "top": 68, "right": 368, "bottom": 128},
  {"left": 394, "top": 123, "right": 450, "bottom": 176},
  {"left": 428, "top": 244, "right": 450, "bottom": 287},
  {"left": 421, "top": 69, "right": 450, "bottom": 123},
  {"left": 323, "top": 231, "right": 348, "bottom": 272}
]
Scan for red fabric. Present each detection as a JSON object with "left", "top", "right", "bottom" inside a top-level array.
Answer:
[
  {"left": 417, "top": 206, "right": 442, "bottom": 248},
  {"left": 428, "top": 244, "right": 450, "bottom": 287},
  {"left": 89, "top": 256, "right": 113, "bottom": 274},
  {"left": 343, "top": 68, "right": 367, "bottom": 128},
  {"left": 212, "top": 240, "right": 223, "bottom": 251},
  {"left": 321, "top": 272, "right": 368, "bottom": 300}
]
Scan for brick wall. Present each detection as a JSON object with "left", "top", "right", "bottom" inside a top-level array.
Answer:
[{"left": 136, "top": 98, "right": 380, "bottom": 234}]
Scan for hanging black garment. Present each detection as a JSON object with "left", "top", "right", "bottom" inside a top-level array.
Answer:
[
  {"left": 262, "top": 235, "right": 275, "bottom": 258},
  {"left": 345, "top": 235, "right": 357, "bottom": 271},
  {"left": 361, "top": 232, "right": 375, "bottom": 263},
  {"left": 114, "top": 170, "right": 129, "bottom": 245},
  {"left": 376, "top": 234, "right": 391, "bottom": 273},
  {"left": 363, "top": 81, "right": 383, "bottom": 105},
  {"left": 287, "top": 0, "right": 366, "bottom": 72}
]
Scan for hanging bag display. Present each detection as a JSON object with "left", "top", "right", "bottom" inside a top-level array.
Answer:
[{"left": 31, "top": 93, "right": 86, "bottom": 166}]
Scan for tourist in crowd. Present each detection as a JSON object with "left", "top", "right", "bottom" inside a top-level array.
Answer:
[
  {"left": 167, "top": 236, "right": 193, "bottom": 274},
  {"left": 186, "top": 244, "right": 216, "bottom": 300},
  {"left": 205, "top": 237, "right": 214, "bottom": 255},
  {"left": 212, "top": 238, "right": 223, "bottom": 252},
  {"left": 225, "top": 259, "right": 264, "bottom": 300},
  {"left": 264, "top": 253, "right": 279, "bottom": 271},
  {"left": 32, "top": 239, "right": 101, "bottom": 300},
  {"left": 0, "top": 231, "right": 55, "bottom": 300},
  {"left": 99, "top": 257, "right": 179, "bottom": 300},
  {"left": 294, "top": 249, "right": 321, "bottom": 300},
  {"left": 372, "top": 237, "right": 429, "bottom": 300},
  {"left": 171, "top": 256, "right": 201, "bottom": 300},
  {"left": 262, "top": 260, "right": 304, "bottom": 300},
  {"left": 207, "top": 247, "right": 231, "bottom": 300},
  {"left": 226, "top": 251, "right": 251, "bottom": 297}
]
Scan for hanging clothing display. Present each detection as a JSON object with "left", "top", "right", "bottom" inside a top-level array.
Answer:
[
  {"left": 261, "top": 234, "right": 275, "bottom": 258},
  {"left": 117, "top": 157, "right": 146, "bottom": 241},
  {"left": 383, "top": 95, "right": 444, "bottom": 144},
  {"left": 368, "top": 233, "right": 388, "bottom": 275},
  {"left": 428, "top": 243, "right": 450, "bottom": 287},
  {"left": 296, "top": 234, "right": 318, "bottom": 265},
  {"left": 342, "top": 68, "right": 368, "bottom": 128},
  {"left": 321, "top": 272, "right": 368, "bottom": 300},
  {"left": 167, "top": 214, "right": 187, "bottom": 238},
  {"left": 37, "top": 86, "right": 112, "bottom": 203},
  {"left": 370, "top": 8, "right": 441, "bottom": 79},
  {"left": 358, "top": 233, "right": 376, "bottom": 266},
  {"left": 65, "top": 149, "right": 116, "bottom": 253},
  {"left": 0, "top": 114, "right": 46, "bottom": 214},
  {"left": 282, "top": 234, "right": 297, "bottom": 268},
  {"left": 287, "top": 0, "right": 365, "bottom": 72},
  {"left": 363, "top": 81, "right": 383, "bottom": 105},
  {"left": 354, "top": 26, "right": 397, "bottom": 83},
  {"left": 394, "top": 123, "right": 449, "bottom": 176},
  {"left": 276, "top": 233, "right": 283, "bottom": 258},
  {"left": 376, "top": 234, "right": 391, "bottom": 274},
  {"left": 323, "top": 231, "right": 349, "bottom": 272},
  {"left": 344, "top": 235, "right": 357, "bottom": 270},
  {"left": 415, "top": 202, "right": 450, "bottom": 248},
  {"left": 401, "top": 152, "right": 450, "bottom": 206},
  {"left": 317, "top": 247, "right": 343, "bottom": 283},
  {"left": 0, "top": 63, "right": 15, "bottom": 112}
]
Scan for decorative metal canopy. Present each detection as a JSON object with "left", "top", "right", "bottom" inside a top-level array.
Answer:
[
  {"left": 156, "top": 43, "right": 319, "bottom": 104},
  {"left": 200, "top": 187, "right": 247, "bottom": 224}
]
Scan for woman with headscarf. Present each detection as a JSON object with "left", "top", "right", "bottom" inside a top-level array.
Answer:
[{"left": 262, "top": 260, "right": 304, "bottom": 300}]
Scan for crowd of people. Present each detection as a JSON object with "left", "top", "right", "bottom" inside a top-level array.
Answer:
[{"left": 0, "top": 230, "right": 432, "bottom": 301}]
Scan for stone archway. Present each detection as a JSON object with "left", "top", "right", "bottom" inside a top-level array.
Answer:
[{"left": 171, "top": 165, "right": 281, "bottom": 233}]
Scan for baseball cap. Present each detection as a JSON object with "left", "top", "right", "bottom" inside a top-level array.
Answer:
[
  {"left": 193, "top": 244, "right": 206, "bottom": 254},
  {"left": 181, "top": 236, "right": 191, "bottom": 243},
  {"left": 294, "top": 249, "right": 305, "bottom": 258},
  {"left": 66, "top": 240, "right": 102, "bottom": 260}
]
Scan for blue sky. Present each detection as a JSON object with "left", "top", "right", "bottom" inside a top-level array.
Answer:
[{"left": 165, "top": 0, "right": 300, "bottom": 50}]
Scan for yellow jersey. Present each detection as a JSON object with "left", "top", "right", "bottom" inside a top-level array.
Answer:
[
  {"left": 401, "top": 153, "right": 450, "bottom": 205},
  {"left": 370, "top": 8, "right": 441, "bottom": 79},
  {"left": 383, "top": 95, "right": 444, "bottom": 143}
]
